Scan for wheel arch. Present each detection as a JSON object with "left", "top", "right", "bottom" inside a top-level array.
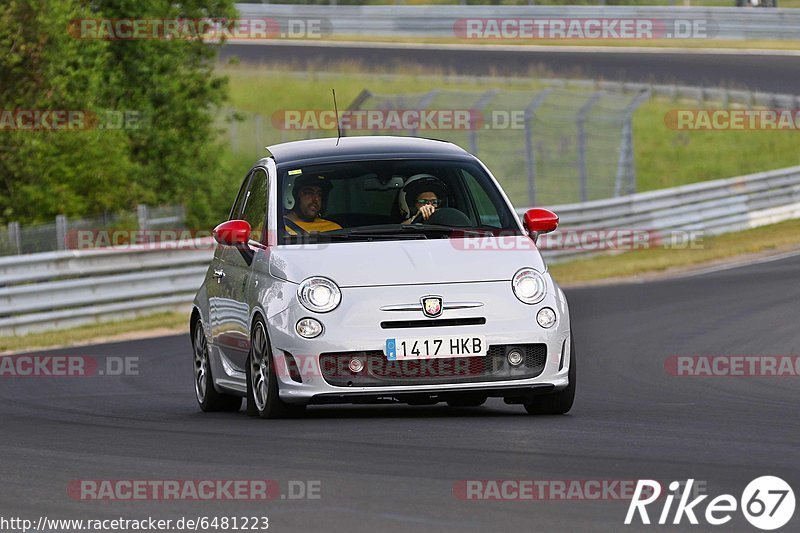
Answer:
[
  {"left": 189, "top": 307, "right": 202, "bottom": 340},
  {"left": 248, "top": 305, "right": 269, "bottom": 338}
]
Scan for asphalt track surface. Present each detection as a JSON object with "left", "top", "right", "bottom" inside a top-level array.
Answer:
[
  {"left": 220, "top": 42, "right": 800, "bottom": 93},
  {"left": 2, "top": 253, "right": 798, "bottom": 532}
]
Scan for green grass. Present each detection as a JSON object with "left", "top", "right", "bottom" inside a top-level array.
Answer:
[
  {"left": 633, "top": 99, "right": 800, "bottom": 191},
  {"left": 549, "top": 217, "right": 800, "bottom": 284},
  {"left": 218, "top": 65, "right": 800, "bottom": 202},
  {"left": 0, "top": 312, "right": 188, "bottom": 353},
  {"left": 217, "top": 65, "right": 553, "bottom": 198}
]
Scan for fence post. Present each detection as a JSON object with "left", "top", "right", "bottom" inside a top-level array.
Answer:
[
  {"left": 410, "top": 89, "right": 439, "bottom": 137},
  {"left": 55, "top": 214, "right": 67, "bottom": 251},
  {"left": 615, "top": 89, "right": 651, "bottom": 197},
  {"left": 469, "top": 89, "right": 498, "bottom": 156},
  {"left": 255, "top": 114, "right": 263, "bottom": 153},
  {"left": 137, "top": 204, "right": 149, "bottom": 231},
  {"left": 344, "top": 89, "right": 375, "bottom": 138},
  {"left": 523, "top": 88, "right": 553, "bottom": 207},
  {"left": 576, "top": 93, "right": 602, "bottom": 203},
  {"left": 8, "top": 221, "right": 21, "bottom": 254}
]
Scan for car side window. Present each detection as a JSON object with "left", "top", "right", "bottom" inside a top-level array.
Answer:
[
  {"left": 240, "top": 168, "right": 268, "bottom": 243},
  {"left": 462, "top": 170, "right": 502, "bottom": 228},
  {"left": 230, "top": 172, "right": 252, "bottom": 220}
]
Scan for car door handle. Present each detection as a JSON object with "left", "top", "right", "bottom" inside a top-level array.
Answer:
[{"left": 212, "top": 269, "right": 225, "bottom": 282}]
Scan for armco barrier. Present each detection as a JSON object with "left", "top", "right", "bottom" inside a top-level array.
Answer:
[
  {"left": 522, "top": 165, "right": 800, "bottom": 262},
  {"left": 0, "top": 243, "right": 214, "bottom": 336},
  {"left": 2, "top": 166, "right": 800, "bottom": 335},
  {"left": 235, "top": 4, "right": 800, "bottom": 41}
]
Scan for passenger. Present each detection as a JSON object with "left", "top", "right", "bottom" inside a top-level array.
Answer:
[{"left": 284, "top": 174, "right": 342, "bottom": 235}]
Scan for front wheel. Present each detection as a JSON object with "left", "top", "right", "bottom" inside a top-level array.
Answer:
[
  {"left": 524, "top": 333, "right": 576, "bottom": 415},
  {"left": 193, "top": 318, "right": 242, "bottom": 412},
  {"left": 246, "top": 318, "right": 306, "bottom": 419}
]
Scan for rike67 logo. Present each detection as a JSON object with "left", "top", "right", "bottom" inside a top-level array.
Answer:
[{"left": 626, "top": 477, "right": 795, "bottom": 530}]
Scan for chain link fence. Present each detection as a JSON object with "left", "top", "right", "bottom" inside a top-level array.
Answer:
[
  {"left": 223, "top": 75, "right": 800, "bottom": 208},
  {"left": 0, "top": 205, "right": 185, "bottom": 256},
  {"left": 347, "top": 87, "right": 650, "bottom": 205},
  {"left": 224, "top": 84, "right": 650, "bottom": 206}
]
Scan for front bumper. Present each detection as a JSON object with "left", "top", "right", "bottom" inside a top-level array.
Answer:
[{"left": 265, "top": 280, "right": 572, "bottom": 405}]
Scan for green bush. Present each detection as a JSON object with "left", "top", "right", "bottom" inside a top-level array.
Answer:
[{"left": 0, "top": 0, "right": 236, "bottom": 227}]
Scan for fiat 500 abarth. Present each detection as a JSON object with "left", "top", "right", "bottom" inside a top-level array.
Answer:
[{"left": 191, "top": 136, "right": 575, "bottom": 418}]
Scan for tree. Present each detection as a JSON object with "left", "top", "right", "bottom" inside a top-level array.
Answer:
[{"left": 0, "top": 0, "right": 236, "bottom": 226}]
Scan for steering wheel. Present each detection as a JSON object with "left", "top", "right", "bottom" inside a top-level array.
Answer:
[{"left": 426, "top": 208, "right": 473, "bottom": 227}]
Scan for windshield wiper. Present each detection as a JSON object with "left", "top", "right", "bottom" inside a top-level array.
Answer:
[
  {"left": 283, "top": 225, "right": 496, "bottom": 243},
  {"left": 397, "top": 224, "right": 494, "bottom": 237},
  {"left": 283, "top": 230, "right": 425, "bottom": 243},
  {"left": 326, "top": 231, "right": 427, "bottom": 241}
]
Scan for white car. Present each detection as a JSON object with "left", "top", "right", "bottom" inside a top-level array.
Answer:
[{"left": 191, "top": 136, "right": 574, "bottom": 418}]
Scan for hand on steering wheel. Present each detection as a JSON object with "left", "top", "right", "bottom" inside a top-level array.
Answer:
[{"left": 416, "top": 204, "right": 436, "bottom": 222}]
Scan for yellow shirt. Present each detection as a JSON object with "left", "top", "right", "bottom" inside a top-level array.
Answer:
[{"left": 284, "top": 212, "right": 342, "bottom": 235}]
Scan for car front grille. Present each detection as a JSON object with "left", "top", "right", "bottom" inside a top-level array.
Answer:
[
  {"left": 318, "top": 344, "right": 547, "bottom": 387},
  {"left": 380, "top": 317, "right": 486, "bottom": 329}
]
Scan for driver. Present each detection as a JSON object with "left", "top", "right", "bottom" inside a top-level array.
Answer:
[
  {"left": 398, "top": 174, "right": 449, "bottom": 225},
  {"left": 284, "top": 174, "right": 342, "bottom": 235}
]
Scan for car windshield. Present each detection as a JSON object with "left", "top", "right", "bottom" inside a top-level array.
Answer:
[{"left": 277, "top": 158, "right": 520, "bottom": 244}]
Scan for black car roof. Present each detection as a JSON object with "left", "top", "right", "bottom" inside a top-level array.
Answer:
[{"left": 266, "top": 136, "right": 473, "bottom": 166}]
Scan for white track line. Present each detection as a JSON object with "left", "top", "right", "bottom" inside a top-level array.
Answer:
[
  {"left": 667, "top": 247, "right": 800, "bottom": 280},
  {"left": 225, "top": 39, "right": 800, "bottom": 57}
]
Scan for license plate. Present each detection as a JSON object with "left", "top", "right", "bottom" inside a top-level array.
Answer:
[{"left": 384, "top": 335, "right": 487, "bottom": 360}]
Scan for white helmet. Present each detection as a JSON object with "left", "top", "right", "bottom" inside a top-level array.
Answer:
[{"left": 397, "top": 174, "right": 449, "bottom": 220}]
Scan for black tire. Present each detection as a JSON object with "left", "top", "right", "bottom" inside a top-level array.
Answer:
[
  {"left": 193, "top": 318, "right": 242, "bottom": 412},
  {"left": 524, "top": 333, "right": 576, "bottom": 415},
  {"left": 446, "top": 395, "right": 487, "bottom": 408},
  {"left": 246, "top": 318, "right": 306, "bottom": 419}
]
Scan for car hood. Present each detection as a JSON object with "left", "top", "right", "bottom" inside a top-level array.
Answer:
[{"left": 269, "top": 236, "right": 546, "bottom": 287}]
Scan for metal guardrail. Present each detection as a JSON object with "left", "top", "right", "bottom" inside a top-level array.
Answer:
[
  {"left": 526, "top": 165, "right": 800, "bottom": 262},
  {"left": 235, "top": 4, "right": 800, "bottom": 40},
  {"left": 0, "top": 244, "right": 214, "bottom": 336},
  {"left": 2, "top": 166, "right": 800, "bottom": 336}
]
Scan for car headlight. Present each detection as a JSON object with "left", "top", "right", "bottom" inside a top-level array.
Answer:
[
  {"left": 537, "top": 307, "right": 557, "bottom": 329},
  {"left": 512, "top": 268, "right": 547, "bottom": 305},
  {"left": 296, "top": 318, "right": 323, "bottom": 338},
  {"left": 297, "top": 277, "right": 341, "bottom": 313}
]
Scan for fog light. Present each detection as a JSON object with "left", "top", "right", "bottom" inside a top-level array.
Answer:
[
  {"left": 296, "top": 318, "right": 323, "bottom": 338},
  {"left": 537, "top": 307, "right": 557, "bottom": 329},
  {"left": 507, "top": 349, "right": 524, "bottom": 367},
  {"left": 348, "top": 357, "right": 364, "bottom": 373}
]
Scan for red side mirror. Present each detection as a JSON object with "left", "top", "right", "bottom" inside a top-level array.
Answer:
[
  {"left": 523, "top": 208, "right": 559, "bottom": 237},
  {"left": 213, "top": 220, "right": 251, "bottom": 246}
]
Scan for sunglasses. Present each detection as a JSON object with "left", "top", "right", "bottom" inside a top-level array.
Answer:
[{"left": 416, "top": 199, "right": 441, "bottom": 206}]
